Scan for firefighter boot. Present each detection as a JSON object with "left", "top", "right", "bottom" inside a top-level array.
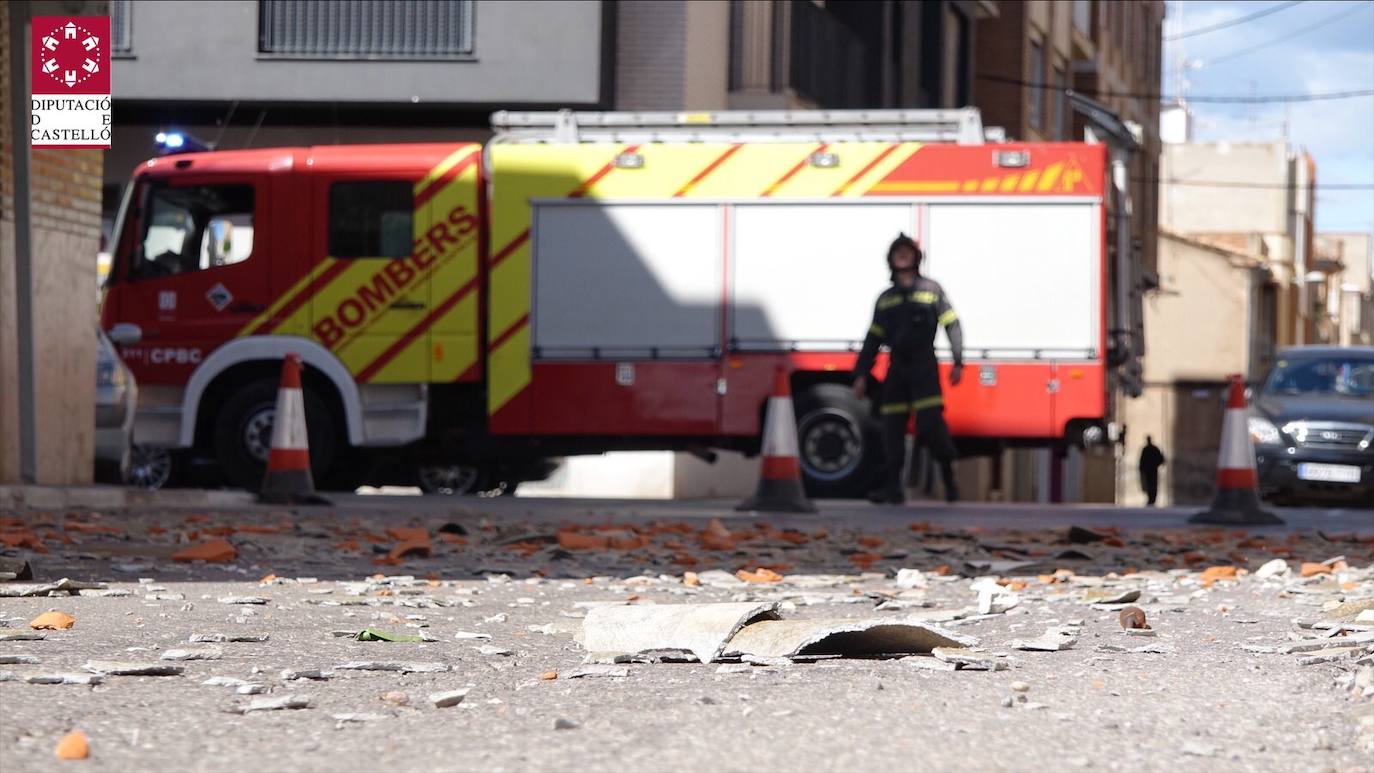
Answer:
[{"left": 940, "top": 461, "right": 959, "bottom": 503}]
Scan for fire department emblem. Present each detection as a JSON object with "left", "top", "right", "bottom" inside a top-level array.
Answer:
[
  {"left": 37, "top": 20, "right": 103, "bottom": 90},
  {"left": 206, "top": 283, "right": 234, "bottom": 312}
]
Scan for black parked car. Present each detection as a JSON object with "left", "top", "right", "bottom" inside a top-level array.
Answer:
[{"left": 1249, "top": 346, "right": 1374, "bottom": 506}]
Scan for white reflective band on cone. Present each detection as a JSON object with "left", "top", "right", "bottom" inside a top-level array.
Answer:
[
  {"left": 761, "top": 396, "right": 799, "bottom": 457},
  {"left": 1217, "top": 408, "right": 1256, "bottom": 471},
  {"left": 271, "top": 388, "right": 310, "bottom": 451}
]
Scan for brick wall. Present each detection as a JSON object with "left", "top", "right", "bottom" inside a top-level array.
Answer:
[{"left": 0, "top": 2, "right": 104, "bottom": 484}]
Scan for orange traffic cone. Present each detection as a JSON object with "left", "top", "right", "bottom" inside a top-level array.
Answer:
[
  {"left": 257, "top": 354, "right": 329, "bottom": 505},
  {"left": 737, "top": 367, "right": 816, "bottom": 513},
  {"left": 1189, "top": 375, "right": 1282, "bottom": 525}
]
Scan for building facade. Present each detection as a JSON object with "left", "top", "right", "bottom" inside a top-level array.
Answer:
[
  {"left": 1120, "top": 131, "right": 1326, "bottom": 506},
  {"left": 1314, "top": 233, "right": 1374, "bottom": 347}
]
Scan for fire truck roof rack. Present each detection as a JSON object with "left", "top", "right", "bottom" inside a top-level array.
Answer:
[{"left": 490, "top": 108, "right": 991, "bottom": 145}]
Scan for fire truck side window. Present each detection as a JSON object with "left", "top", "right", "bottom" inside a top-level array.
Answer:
[
  {"left": 329, "top": 181, "right": 414, "bottom": 258},
  {"left": 133, "top": 184, "right": 255, "bottom": 279}
]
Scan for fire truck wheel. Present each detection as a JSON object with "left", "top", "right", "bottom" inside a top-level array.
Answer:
[
  {"left": 794, "top": 383, "right": 884, "bottom": 498},
  {"left": 213, "top": 378, "right": 339, "bottom": 492}
]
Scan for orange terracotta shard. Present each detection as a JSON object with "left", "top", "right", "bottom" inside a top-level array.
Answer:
[
  {"left": 55, "top": 731, "right": 88, "bottom": 760},
  {"left": 171, "top": 539, "right": 237, "bottom": 563},
  {"left": 30, "top": 611, "right": 76, "bottom": 630},
  {"left": 1300, "top": 562, "right": 1332, "bottom": 577},
  {"left": 386, "top": 526, "right": 430, "bottom": 543},
  {"left": 1199, "top": 566, "right": 1238, "bottom": 584},
  {"left": 388, "top": 539, "right": 433, "bottom": 561},
  {"left": 736, "top": 567, "right": 784, "bottom": 584}
]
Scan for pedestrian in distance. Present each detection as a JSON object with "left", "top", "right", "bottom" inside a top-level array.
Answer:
[
  {"left": 1139, "top": 435, "right": 1165, "bottom": 506},
  {"left": 852, "top": 234, "right": 965, "bottom": 504}
]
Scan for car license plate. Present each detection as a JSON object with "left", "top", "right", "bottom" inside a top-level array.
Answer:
[{"left": 1296, "top": 463, "right": 1361, "bottom": 484}]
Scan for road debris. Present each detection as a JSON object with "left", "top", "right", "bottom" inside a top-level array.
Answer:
[
  {"left": 1007, "top": 626, "right": 1078, "bottom": 652},
  {"left": 54, "top": 731, "right": 88, "bottom": 760},
  {"left": 335, "top": 661, "right": 450, "bottom": 673},
  {"left": 172, "top": 539, "right": 238, "bottom": 563},
  {"left": 216, "top": 596, "right": 268, "bottom": 605},
  {"left": 281, "top": 669, "right": 332, "bottom": 681},
  {"left": 429, "top": 688, "right": 471, "bottom": 708},
  {"left": 725, "top": 617, "right": 976, "bottom": 660},
  {"left": 0, "top": 629, "right": 45, "bottom": 641},
  {"left": 160, "top": 648, "right": 223, "bottom": 661},
  {"left": 930, "top": 647, "right": 1005, "bottom": 671},
  {"left": 235, "top": 695, "right": 312, "bottom": 713},
  {"left": 578, "top": 602, "right": 780, "bottom": 664},
  {"left": 0, "top": 655, "right": 39, "bottom": 665},
  {"left": 82, "top": 661, "right": 183, "bottom": 676},
  {"left": 28, "top": 611, "right": 76, "bottom": 630},
  {"left": 190, "top": 633, "right": 269, "bottom": 643},
  {"left": 24, "top": 673, "right": 103, "bottom": 685},
  {"left": 553, "top": 718, "right": 581, "bottom": 730},
  {"left": 353, "top": 627, "right": 424, "bottom": 642},
  {"left": 1118, "top": 607, "right": 1150, "bottom": 630},
  {"left": 566, "top": 665, "right": 629, "bottom": 679}
]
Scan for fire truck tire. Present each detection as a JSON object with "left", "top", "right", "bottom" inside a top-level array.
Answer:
[
  {"left": 794, "top": 383, "right": 884, "bottom": 498},
  {"left": 213, "top": 378, "right": 340, "bottom": 492}
]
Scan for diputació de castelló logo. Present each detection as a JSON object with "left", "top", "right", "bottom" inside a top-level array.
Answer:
[{"left": 30, "top": 16, "right": 112, "bottom": 149}]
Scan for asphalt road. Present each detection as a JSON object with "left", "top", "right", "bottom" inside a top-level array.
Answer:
[{"left": 0, "top": 495, "right": 1371, "bottom": 772}]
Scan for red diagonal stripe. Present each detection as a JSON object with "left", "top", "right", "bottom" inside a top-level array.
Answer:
[
  {"left": 415, "top": 150, "right": 480, "bottom": 210},
  {"left": 490, "top": 313, "right": 530, "bottom": 352},
  {"left": 831, "top": 144, "right": 900, "bottom": 196},
  {"left": 250, "top": 259, "right": 353, "bottom": 336},
  {"left": 674, "top": 144, "right": 743, "bottom": 197},
  {"left": 489, "top": 230, "right": 530, "bottom": 269},
  {"left": 356, "top": 276, "right": 479, "bottom": 383},
  {"left": 568, "top": 144, "right": 641, "bottom": 199},
  {"left": 762, "top": 143, "right": 828, "bottom": 198}
]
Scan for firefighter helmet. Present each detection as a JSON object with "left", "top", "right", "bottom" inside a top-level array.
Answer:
[{"left": 887, "top": 233, "right": 923, "bottom": 276}]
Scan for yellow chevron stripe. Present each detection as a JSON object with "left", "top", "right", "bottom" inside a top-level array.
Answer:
[
  {"left": 414, "top": 146, "right": 475, "bottom": 195},
  {"left": 870, "top": 180, "right": 962, "bottom": 193},
  {"left": 488, "top": 324, "right": 531, "bottom": 416},
  {"left": 840, "top": 143, "right": 923, "bottom": 197},
  {"left": 1036, "top": 162, "right": 1063, "bottom": 192},
  {"left": 235, "top": 259, "right": 333, "bottom": 337}
]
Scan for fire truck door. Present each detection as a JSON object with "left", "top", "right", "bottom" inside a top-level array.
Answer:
[
  {"left": 111, "top": 174, "right": 274, "bottom": 384},
  {"left": 309, "top": 173, "right": 430, "bottom": 382}
]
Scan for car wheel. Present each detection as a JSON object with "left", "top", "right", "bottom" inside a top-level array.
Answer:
[
  {"left": 125, "top": 445, "right": 176, "bottom": 490},
  {"left": 794, "top": 383, "right": 884, "bottom": 498},
  {"left": 417, "top": 464, "right": 487, "bottom": 496}
]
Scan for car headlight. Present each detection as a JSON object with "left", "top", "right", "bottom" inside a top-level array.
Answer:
[
  {"left": 97, "top": 361, "right": 126, "bottom": 389},
  {"left": 1248, "top": 416, "right": 1281, "bottom": 446}
]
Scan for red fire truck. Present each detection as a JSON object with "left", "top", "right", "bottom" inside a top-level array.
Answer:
[{"left": 100, "top": 109, "right": 1141, "bottom": 496}]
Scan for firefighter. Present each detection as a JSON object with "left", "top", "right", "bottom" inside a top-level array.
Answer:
[{"left": 852, "top": 234, "right": 964, "bottom": 504}]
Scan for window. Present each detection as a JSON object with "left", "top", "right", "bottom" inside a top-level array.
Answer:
[
  {"left": 259, "top": 0, "right": 475, "bottom": 59},
  {"left": 1072, "top": 0, "right": 1091, "bottom": 36},
  {"left": 110, "top": 0, "right": 133, "bottom": 55},
  {"left": 1028, "top": 40, "right": 1044, "bottom": 131},
  {"left": 1052, "top": 66, "right": 1066, "bottom": 139},
  {"left": 329, "top": 181, "right": 413, "bottom": 258},
  {"left": 134, "top": 185, "right": 255, "bottom": 279}
]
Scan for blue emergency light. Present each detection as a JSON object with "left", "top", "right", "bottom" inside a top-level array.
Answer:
[{"left": 154, "top": 130, "right": 211, "bottom": 155}]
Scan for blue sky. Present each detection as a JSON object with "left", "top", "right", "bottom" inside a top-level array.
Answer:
[{"left": 1163, "top": 0, "right": 1374, "bottom": 244}]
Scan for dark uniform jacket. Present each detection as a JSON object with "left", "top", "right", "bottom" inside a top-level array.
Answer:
[{"left": 854, "top": 276, "right": 964, "bottom": 410}]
